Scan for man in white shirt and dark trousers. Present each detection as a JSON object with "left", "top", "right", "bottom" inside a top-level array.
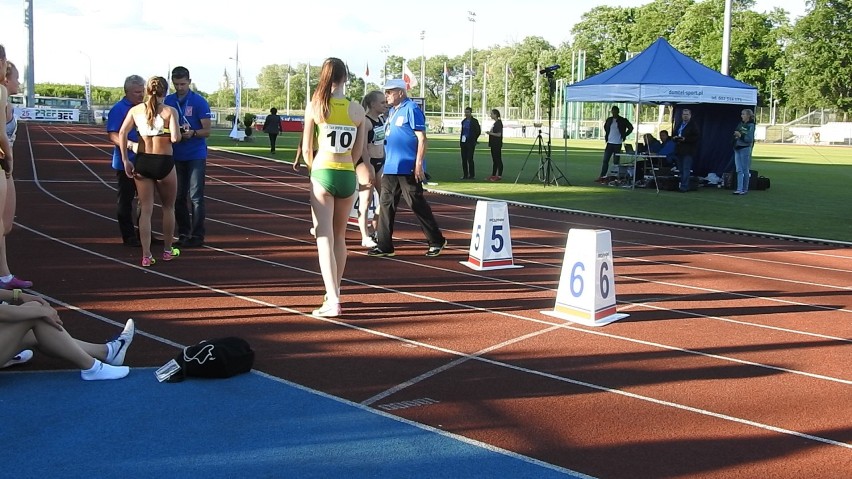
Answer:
[{"left": 596, "top": 105, "right": 634, "bottom": 183}]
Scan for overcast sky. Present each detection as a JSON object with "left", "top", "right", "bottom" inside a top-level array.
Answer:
[{"left": 0, "top": 0, "right": 806, "bottom": 93}]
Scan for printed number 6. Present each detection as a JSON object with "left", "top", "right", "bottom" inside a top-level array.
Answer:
[
  {"left": 570, "top": 262, "right": 585, "bottom": 297},
  {"left": 599, "top": 262, "right": 610, "bottom": 299}
]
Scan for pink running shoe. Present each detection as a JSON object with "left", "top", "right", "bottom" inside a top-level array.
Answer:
[
  {"left": 142, "top": 255, "right": 155, "bottom": 267},
  {"left": 163, "top": 247, "right": 181, "bottom": 261},
  {"left": 1, "top": 276, "right": 33, "bottom": 289}
]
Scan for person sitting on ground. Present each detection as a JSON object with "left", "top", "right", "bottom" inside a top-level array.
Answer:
[{"left": 0, "top": 288, "right": 135, "bottom": 380}]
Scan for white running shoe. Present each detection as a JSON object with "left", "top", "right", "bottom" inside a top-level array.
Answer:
[
  {"left": 312, "top": 301, "right": 341, "bottom": 318},
  {"left": 2, "top": 349, "right": 33, "bottom": 368},
  {"left": 81, "top": 360, "right": 129, "bottom": 381},
  {"left": 106, "top": 319, "right": 135, "bottom": 366}
]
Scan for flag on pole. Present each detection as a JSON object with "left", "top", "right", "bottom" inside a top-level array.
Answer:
[
  {"left": 84, "top": 76, "right": 92, "bottom": 110},
  {"left": 306, "top": 62, "right": 311, "bottom": 105},
  {"left": 229, "top": 45, "right": 242, "bottom": 140},
  {"left": 504, "top": 63, "right": 509, "bottom": 119},
  {"left": 461, "top": 62, "right": 467, "bottom": 113},
  {"left": 365, "top": 62, "right": 370, "bottom": 77},
  {"left": 402, "top": 61, "right": 418, "bottom": 90},
  {"left": 481, "top": 62, "right": 487, "bottom": 120},
  {"left": 234, "top": 48, "right": 241, "bottom": 120},
  {"left": 441, "top": 61, "right": 447, "bottom": 124},
  {"left": 534, "top": 63, "right": 541, "bottom": 123}
]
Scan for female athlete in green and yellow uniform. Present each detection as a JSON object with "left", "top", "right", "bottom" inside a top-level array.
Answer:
[{"left": 302, "top": 58, "right": 367, "bottom": 318}]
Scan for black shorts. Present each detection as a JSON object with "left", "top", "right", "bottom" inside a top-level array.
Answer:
[
  {"left": 369, "top": 156, "right": 385, "bottom": 172},
  {"left": 135, "top": 153, "right": 175, "bottom": 181}
]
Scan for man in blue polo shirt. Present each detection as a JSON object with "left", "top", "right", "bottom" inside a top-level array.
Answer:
[
  {"left": 106, "top": 74, "right": 145, "bottom": 247},
  {"left": 165, "top": 66, "right": 212, "bottom": 247},
  {"left": 367, "top": 79, "right": 446, "bottom": 258}
]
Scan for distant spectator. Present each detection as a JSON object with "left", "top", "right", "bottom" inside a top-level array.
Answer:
[
  {"left": 673, "top": 108, "right": 700, "bottom": 193},
  {"left": 486, "top": 109, "right": 503, "bottom": 181},
  {"left": 263, "top": 107, "right": 282, "bottom": 153},
  {"left": 596, "top": 105, "right": 633, "bottom": 183},
  {"left": 732, "top": 108, "right": 756, "bottom": 195}
]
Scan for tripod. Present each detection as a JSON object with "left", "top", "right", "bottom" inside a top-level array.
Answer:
[
  {"left": 514, "top": 129, "right": 546, "bottom": 184},
  {"left": 514, "top": 71, "right": 569, "bottom": 186}
]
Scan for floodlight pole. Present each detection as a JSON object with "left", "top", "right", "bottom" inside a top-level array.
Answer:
[
  {"left": 769, "top": 79, "right": 777, "bottom": 125},
  {"left": 468, "top": 11, "right": 476, "bottom": 109},
  {"left": 721, "top": 0, "right": 732, "bottom": 75},
  {"left": 420, "top": 30, "right": 425, "bottom": 98}
]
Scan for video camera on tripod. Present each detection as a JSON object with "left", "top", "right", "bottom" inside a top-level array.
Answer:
[
  {"left": 514, "top": 65, "right": 570, "bottom": 186},
  {"left": 539, "top": 64, "right": 560, "bottom": 74}
]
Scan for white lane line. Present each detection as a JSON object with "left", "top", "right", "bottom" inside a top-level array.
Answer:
[
  {"left": 19, "top": 216, "right": 852, "bottom": 450},
  {"left": 361, "top": 325, "right": 564, "bottom": 406}
]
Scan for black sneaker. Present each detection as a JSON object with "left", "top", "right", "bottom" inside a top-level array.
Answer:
[
  {"left": 367, "top": 247, "right": 395, "bottom": 257},
  {"left": 183, "top": 236, "right": 205, "bottom": 247},
  {"left": 425, "top": 239, "right": 448, "bottom": 257}
]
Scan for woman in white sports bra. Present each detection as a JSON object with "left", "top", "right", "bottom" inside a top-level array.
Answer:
[{"left": 118, "top": 76, "right": 182, "bottom": 267}]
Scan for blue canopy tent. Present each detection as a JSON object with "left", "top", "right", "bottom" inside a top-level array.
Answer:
[{"left": 565, "top": 37, "right": 758, "bottom": 176}]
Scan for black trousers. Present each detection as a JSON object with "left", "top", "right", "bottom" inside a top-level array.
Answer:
[
  {"left": 460, "top": 142, "right": 476, "bottom": 178},
  {"left": 376, "top": 174, "right": 445, "bottom": 252},
  {"left": 268, "top": 133, "right": 278, "bottom": 152},
  {"left": 599, "top": 142, "right": 622, "bottom": 178},
  {"left": 116, "top": 170, "right": 138, "bottom": 241},
  {"left": 490, "top": 144, "right": 503, "bottom": 176}
]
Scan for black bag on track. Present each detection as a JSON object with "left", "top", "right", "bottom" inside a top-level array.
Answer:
[{"left": 160, "top": 337, "right": 255, "bottom": 383}]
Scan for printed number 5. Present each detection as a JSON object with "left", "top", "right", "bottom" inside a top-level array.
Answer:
[
  {"left": 474, "top": 224, "right": 482, "bottom": 250},
  {"left": 490, "top": 225, "right": 504, "bottom": 252}
]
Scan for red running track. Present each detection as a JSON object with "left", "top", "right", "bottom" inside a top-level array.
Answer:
[{"left": 8, "top": 124, "right": 852, "bottom": 478}]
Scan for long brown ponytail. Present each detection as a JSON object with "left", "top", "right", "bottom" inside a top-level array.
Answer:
[
  {"left": 145, "top": 76, "right": 168, "bottom": 129},
  {"left": 311, "top": 58, "right": 347, "bottom": 123}
]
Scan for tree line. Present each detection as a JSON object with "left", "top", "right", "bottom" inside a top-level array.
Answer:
[{"left": 28, "top": 0, "right": 850, "bottom": 116}]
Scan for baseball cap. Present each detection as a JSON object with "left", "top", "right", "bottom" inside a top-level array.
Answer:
[{"left": 383, "top": 79, "right": 407, "bottom": 91}]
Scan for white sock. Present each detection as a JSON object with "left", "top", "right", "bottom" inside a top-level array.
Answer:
[
  {"left": 0, "top": 274, "right": 12, "bottom": 283},
  {"left": 106, "top": 342, "right": 116, "bottom": 363},
  {"left": 81, "top": 359, "right": 100, "bottom": 374},
  {"left": 81, "top": 359, "right": 129, "bottom": 381}
]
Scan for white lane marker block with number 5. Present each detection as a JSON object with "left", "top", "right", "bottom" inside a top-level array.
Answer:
[
  {"left": 461, "top": 201, "right": 523, "bottom": 271},
  {"left": 542, "top": 229, "right": 628, "bottom": 326}
]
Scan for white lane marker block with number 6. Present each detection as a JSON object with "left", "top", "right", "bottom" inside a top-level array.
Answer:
[
  {"left": 461, "top": 201, "right": 523, "bottom": 271},
  {"left": 541, "top": 228, "right": 628, "bottom": 326}
]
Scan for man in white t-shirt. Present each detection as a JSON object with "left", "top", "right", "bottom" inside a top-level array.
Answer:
[{"left": 596, "top": 105, "right": 634, "bottom": 183}]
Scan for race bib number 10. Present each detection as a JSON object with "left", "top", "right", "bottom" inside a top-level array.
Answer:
[{"left": 319, "top": 124, "right": 358, "bottom": 154}]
